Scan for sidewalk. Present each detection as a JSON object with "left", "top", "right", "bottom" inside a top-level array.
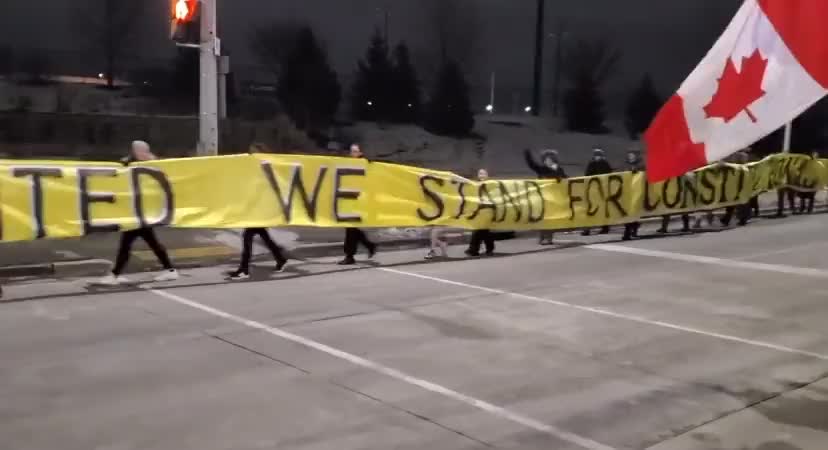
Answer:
[{"left": 0, "top": 191, "right": 819, "bottom": 279}]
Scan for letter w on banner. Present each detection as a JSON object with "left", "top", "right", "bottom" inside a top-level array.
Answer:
[{"left": 645, "top": 0, "right": 828, "bottom": 182}]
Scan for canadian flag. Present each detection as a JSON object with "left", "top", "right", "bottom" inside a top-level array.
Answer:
[{"left": 645, "top": 0, "right": 828, "bottom": 182}]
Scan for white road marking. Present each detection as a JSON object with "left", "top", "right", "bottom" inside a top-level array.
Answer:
[
  {"left": 378, "top": 268, "right": 828, "bottom": 361},
  {"left": 732, "top": 241, "right": 828, "bottom": 262},
  {"left": 148, "top": 288, "right": 615, "bottom": 450},
  {"left": 588, "top": 244, "right": 828, "bottom": 278}
]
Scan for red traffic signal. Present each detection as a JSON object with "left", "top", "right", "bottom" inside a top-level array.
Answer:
[
  {"left": 172, "top": 0, "right": 198, "bottom": 22},
  {"left": 171, "top": 0, "right": 200, "bottom": 43}
]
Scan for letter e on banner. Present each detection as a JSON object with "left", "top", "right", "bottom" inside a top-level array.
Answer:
[{"left": 131, "top": 167, "right": 175, "bottom": 228}]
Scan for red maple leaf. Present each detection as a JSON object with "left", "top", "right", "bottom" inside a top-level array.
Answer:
[{"left": 703, "top": 49, "right": 769, "bottom": 123}]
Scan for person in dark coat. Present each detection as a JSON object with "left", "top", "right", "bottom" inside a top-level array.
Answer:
[
  {"left": 582, "top": 148, "right": 613, "bottom": 236},
  {"left": 796, "top": 151, "right": 820, "bottom": 214},
  {"left": 720, "top": 150, "right": 752, "bottom": 226},
  {"left": 622, "top": 150, "right": 644, "bottom": 241},
  {"left": 524, "top": 148, "right": 566, "bottom": 244},
  {"left": 465, "top": 169, "right": 496, "bottom": 256},
  {"left": 339, "top": 144, "right": 377, "bottom": 265},
  {"left": 227, "top": 143, "right": 290, "bottom": 281},
  {"left": 96, "top": 141, "right": 178, "bottom": 286}
]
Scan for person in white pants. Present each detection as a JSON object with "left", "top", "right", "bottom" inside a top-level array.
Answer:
[{"left": 425, "top": 227, "right": 449, "bottom": 259}]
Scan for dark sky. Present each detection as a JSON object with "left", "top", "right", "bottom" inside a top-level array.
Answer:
[{"left": 0, "top": 0, "right": 741, "bottom": 108}]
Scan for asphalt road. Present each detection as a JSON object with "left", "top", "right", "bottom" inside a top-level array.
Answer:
[{"left": 2, "top": 214, "right": 828, "bottom": 450}]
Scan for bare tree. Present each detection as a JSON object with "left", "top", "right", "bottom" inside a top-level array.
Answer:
[
  {"left": 562, "top": 37, "right": 621, "bottom": 87},
  {"left": 420, "top": 0, "right": 480, "bottom": 73},
  {"left": 248, "top": 21, "right": 304, "bottom": 80},
  {"left": 73, "top": 0, "right": 147, "bottom": 88}
]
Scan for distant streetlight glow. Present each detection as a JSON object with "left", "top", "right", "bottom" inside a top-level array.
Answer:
[
  {"left": 367, "top": 100, "right": 373, "bottom": 106},
  {"left": 485, "top": 104, "right": 493, "bottom": 113},
  {"left": 524, "top": 106, "right": 532, "bottom": 113},
  {"left": 98, "top": 73, "right": 104, "bottom": 79}
]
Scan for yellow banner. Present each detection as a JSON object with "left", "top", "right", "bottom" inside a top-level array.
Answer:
[{"left": 0, "top": 153, "right": 824, "bottom": 241}]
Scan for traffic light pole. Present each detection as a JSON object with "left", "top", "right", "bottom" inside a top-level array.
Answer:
[{"left": 198, "top": 0, "right": 219, "bottom": 156}]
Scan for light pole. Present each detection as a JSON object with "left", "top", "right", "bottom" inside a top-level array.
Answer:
[
  {"left": 549, "top": 25, "right": 569, "bottom": 117},
  {"left": 198, "top": 0, "right": 219, "bottom": 156},
  {"left": 531, "top": 0, "right": 545, "bottom": 117}
]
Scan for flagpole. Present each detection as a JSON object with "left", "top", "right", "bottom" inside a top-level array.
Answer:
[{"left": 782, "top": 121, "right": 792, "bottom": 153}]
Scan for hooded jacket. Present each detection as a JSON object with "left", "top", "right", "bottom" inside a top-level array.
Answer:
[
  {"left": 524, "top": 149, "right": 567, "bottom": 180},
  {"left": 585, "top": 150, "right": 613, "bottom": 176}
]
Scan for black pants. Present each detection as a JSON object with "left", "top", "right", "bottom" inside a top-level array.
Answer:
[
  {"left": 659, "top": 215, "right": 690, "bottom": 232},
  {"left": 112, "top": 228, "right": 173, "bottom": 275},
  {"left": 344, "top": 228, "right": 375, "bottom": 258},
  {"left": 468, "top": 230, "right": 495, "bottom": 255},
  {"left": 623, "top": 222, "right": 640, "bottom": 239},
  {"left": 749, "top": 196, "right": 760, "bottom": 217},
  {"left": 777, "top": 189, "right": 796, "bottom": 215},
  {"left": 798, "top": 192, "right": 816, "bottom": 214},
  {"left": 721, "top": 204, "right": 751, "bottom": 226},
  {"left": 238, "top": 228, "right": 286, "bottom": 272}
]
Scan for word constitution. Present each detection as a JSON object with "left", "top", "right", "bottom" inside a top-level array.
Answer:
[{"left": 0, "top": 153, "right": 824, "bottom": 242}]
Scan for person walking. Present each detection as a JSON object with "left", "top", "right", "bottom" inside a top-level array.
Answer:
[
  {"left": 227, "top": 228, "right": 288, "bottom": 280},
  {"left": 96, "top": 141, "right": 178, "bottom": 286},
  {"left": 227, "top": 143, "right": 290, "bottom": 280},
  {"left": 339, "top": 144, "right": 377, "bottom": 265},
  {"left": 622, "top": 150, "right": 645, "bottom": 240},
  {"left": 425, "top": 227, "right": 449, "bottom": 259},
  {"left": 465, "top": 169, "right": 496, "bottom": 257},
  {"left": 720, "top": 151, "right": 752, "bottom": 227},
  {"left": 582, "top": 148, "right": 613, "bottom": 236},
  {"left": 524, "top": 148, "right": 566, "bottom": 245}
]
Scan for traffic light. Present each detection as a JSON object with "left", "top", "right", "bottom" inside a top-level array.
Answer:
[{"left": 171, "top": 0, "right": 200, "bottom": 45}]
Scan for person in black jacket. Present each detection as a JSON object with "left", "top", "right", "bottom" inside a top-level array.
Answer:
[
  {"left": 465, "top": 169, "right": 496, "bottom": 256},
  {"left": 524, "top": 148, "right": 566, "bottom": 244},
  {"left": 796, "top": 151, "right": 820, "bottom": 214},
  {"left": 622, "top": 151, "right": 643, "bottom": 240},
  {"left": 582, "top": 148, "right": 613, "bottom": 236},
  {"left": 227, "top": 143, "right": 290, "bottom": 281},
  {"left": 95, "top": 141, "right": 178, "bottom": 286},
  {"left": 339, "top": 144, "right": 377, "bottom": 265}
]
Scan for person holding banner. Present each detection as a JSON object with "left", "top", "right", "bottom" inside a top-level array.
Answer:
[
  {"left": 425, "top": 227, "right": 449, "bottom": 260},
  {"left": 96, "top": 141, "right": 178, "bottom": 286},
  {"left": 465, "top": 169, "right": 496, "bottom": 257},
  {"left": 339, "top": 144, "right": 377, "bottom": 265},
  {"left": 796, "top": 151, "right": 821, "bottom": 214},
  {"left": 622, "top": 150, "right": 644, "bottom": 241},
  {"left": 581, "top": 148, "right": 613, "bottom": 236},
  {"left": 720, "top": 151, "right": 752, "bottom": 227},
  {"left": 227, "top": 143, "right": 290, "bottom": 280},
  {"left": 523, "top": 148, "right": 566, "bottom": 245}
]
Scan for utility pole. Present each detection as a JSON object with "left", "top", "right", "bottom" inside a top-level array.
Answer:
[
  {"left": 198, "top": 0, "right": 219, "bottom": 156},
  {"left": 551, "top": 23, "right": 566, "bottom": 116},
  {"left": 531, "top": 0, "right": 545, "bottom": 116},
  {"left": 783, "top": 121, "right": 792, "bottom": 153},
  {"left": 384, "top": 9, "right": 390, "bottom": 48}
]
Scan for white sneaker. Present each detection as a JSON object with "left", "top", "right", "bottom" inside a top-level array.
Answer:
[
  {"left": 96, "top": 274, "right": 129, "bottom": 286},
  {"left": 153, "top": 270, "right": 179, "bottom": 282}
]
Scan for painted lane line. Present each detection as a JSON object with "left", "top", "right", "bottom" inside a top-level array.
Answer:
[
  {"left": 378, "top": 268, "right": 828, "bottom": 362},
  {"left": 588, "top": 244, "right": 828, "bottom": 278},
  {"left": 147, "top": 288, "right": 614, "bottom": 450}
]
